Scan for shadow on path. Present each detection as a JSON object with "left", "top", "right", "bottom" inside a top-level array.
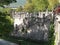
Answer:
[{"left": 0, "top": 39, "right": 18, "bottom": 45}]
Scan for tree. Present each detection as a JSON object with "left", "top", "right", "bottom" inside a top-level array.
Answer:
[
  {"left": 24, "top": 0, "right": 59, "bottom": 12},
  {"left": 0, "top": 12, "right": 13, "bottom": 35},
  {"left": 0, "top": 0, "right": 16, "bottom": 5},
  {"left": 0, "top": 0, "right": 16, "bottom": 35},
  {"left": 23, "top": 0, "right": 34, "bottom": 13},
  {"left": 16, "top": 6, "right": 23, "bottom": 12},
  {"left": 24, "top": 0, "right": 49, "bottom": 12},
  {"left": 33, "top": 0, "right": 48, "bottom": 11},
  {"left": 24, "top": 3, "right": 34, "bottom": 13},
  {"left": 48, "top": 0, "right": 59, "bottom": 11},
  {"left": 0, "top": 0, "right": 16, "bottom": 7},
  {"left": 27, "top": 0, "right": 32, "bottom": 3}
]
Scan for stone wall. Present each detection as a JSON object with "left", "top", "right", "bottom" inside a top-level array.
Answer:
[{"left": 11, "top": 11, "right": 53, "bottom": 41}]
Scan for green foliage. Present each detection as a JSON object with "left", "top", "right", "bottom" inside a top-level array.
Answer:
[
  {"left": 0, "top": 12, "right": 13, "bottom": 35},
  {"left": 48, "top": 22, "right": 55, "bottom": 45},
  {"left": 16, "top": 6, "right": 23, "bottom": 12},
  {"left": 0, "top": 0, "right": 16, "bottom": 6},
  {"left": 33, "top": 0, "right": 48, "bottom": 11},
  {"left": 0, "top": 8, "right": 12, "bottom": 14},
  {"left": 4, "top": 8, "right": 12, "bottom": 14},
  {"left": 24, "top": 0, "right": 59, "bottom": 12},
  {"left": 24, "top": 3, "right": 34, "bottom": 13},
  {"left": 24, "top": 0, "right": 49, "bottom": 12},
  {"left": 27, "top": 0, "right": 32, "bottom": 3},
  {"left": 48, "top": 0, "right": 59, "bottom": 10}
]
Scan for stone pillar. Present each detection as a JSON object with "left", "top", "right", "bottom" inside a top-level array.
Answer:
[
  {"left": 55, "top": 15, "right": 60, "bottom": 45},
  {"left": 55, "top": 20, "right": 59, "bottom": 45}
]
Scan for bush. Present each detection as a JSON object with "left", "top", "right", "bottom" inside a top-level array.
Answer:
[
  {"left": 48, "top": 21, "right": 55, "bottom": 45},
  {"left": 0, "top": 12, "right": 13, "bottom": 36}
]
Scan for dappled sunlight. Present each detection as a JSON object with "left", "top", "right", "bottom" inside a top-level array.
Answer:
[
  {"left": 19, "top": 29, "right": 22, "bottom": 32},
  {"left": 27, "top": 29, "right": 32, "bottom": 34},
  {"left": 44, "top": 24, "right": 48, "bottom": 30},
  {"left": 14, "top": 18, "right": 23, "bottom": 26},
  {"left": 11, "top": 11, "right": 52, "bottom": 41}
]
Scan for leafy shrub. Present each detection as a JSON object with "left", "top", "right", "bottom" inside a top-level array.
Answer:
[
  {"left": 0, "top": 12, "right": 13, "bottom": 36},
  {"left": 48, "top": 21, "right": 55, "bottom": 45}
]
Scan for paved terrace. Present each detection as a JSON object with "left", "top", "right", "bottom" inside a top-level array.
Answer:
[{"left": 0, "top": 39, "right": 18, "bottom": 45}]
